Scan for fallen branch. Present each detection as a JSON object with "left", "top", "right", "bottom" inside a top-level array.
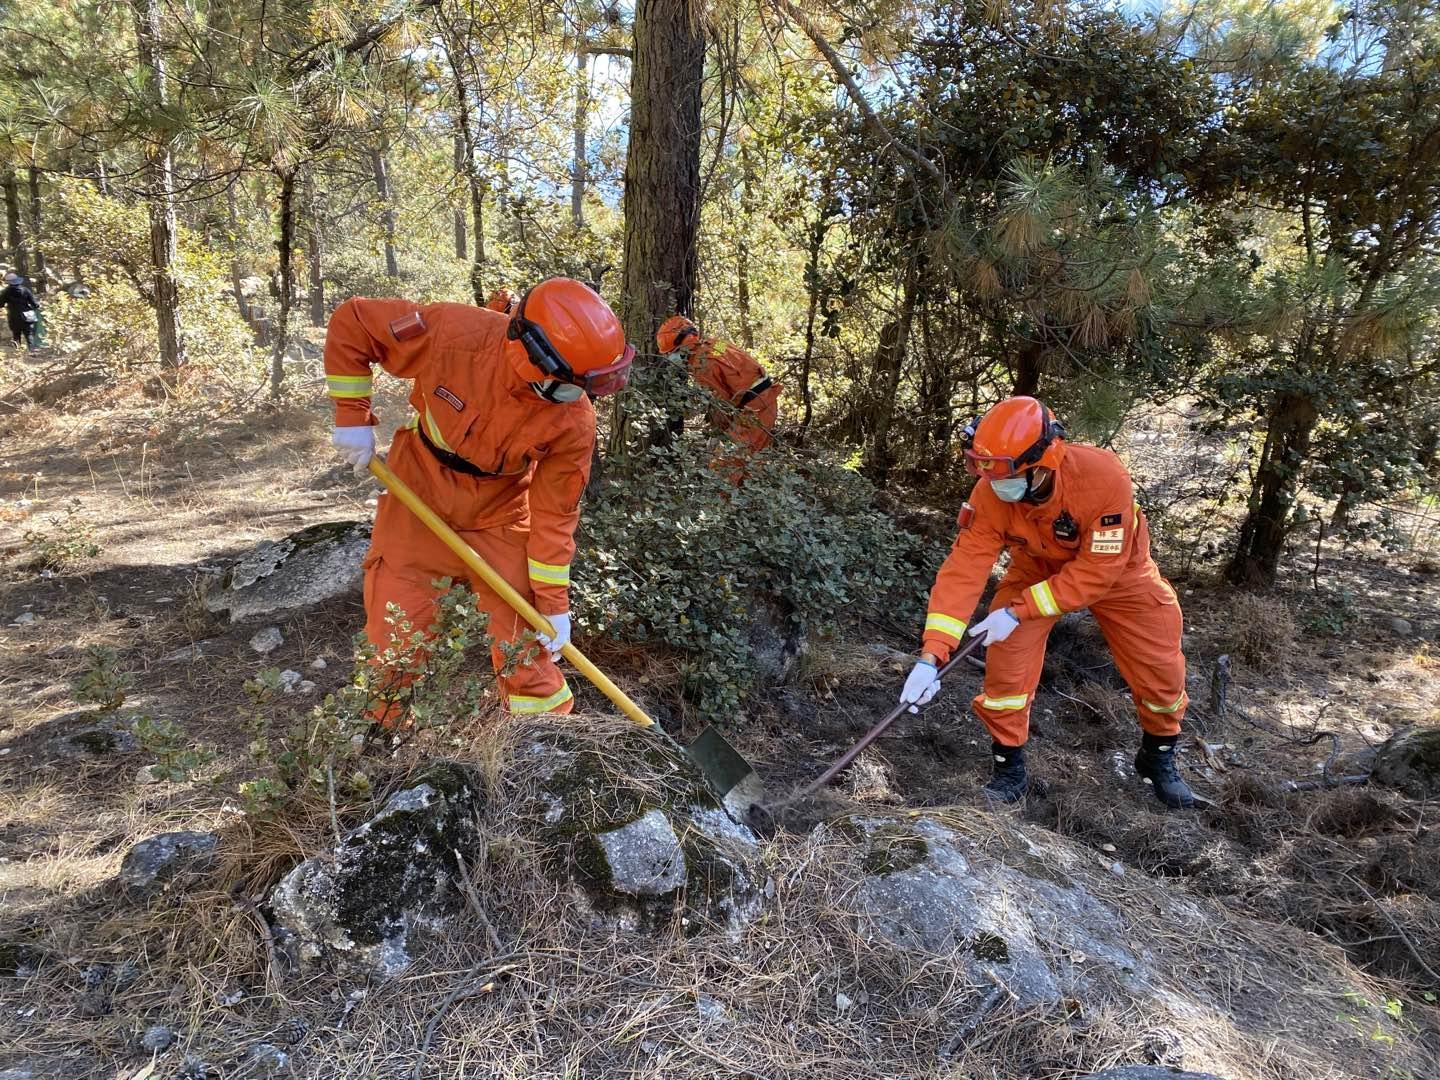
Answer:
[
  {"left": 940, "top": 984, "right": 1004, "bottom": 1057},
  {"left": 413, "top": 952, "right": 524, "bottom": 1078},
  {"left": 1336, "top": 871, "right": 1440, "bottom": 988}
]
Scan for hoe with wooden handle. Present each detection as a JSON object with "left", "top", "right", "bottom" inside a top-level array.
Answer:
[{"left": 367, "top": 456, "right": 763, "bottom": 818}]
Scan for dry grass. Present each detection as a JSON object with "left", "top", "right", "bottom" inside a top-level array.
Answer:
[{"left": 1220, "top": 592, "right": 1299, "bottom": 674}]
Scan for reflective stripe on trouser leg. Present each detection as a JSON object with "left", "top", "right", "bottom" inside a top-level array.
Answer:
[
  {"left": 970, "top": 594, "right": 1056, "bottom": 747},
  {"left": 1088, "top": 581, "right": 1187, "bottom": 737}
]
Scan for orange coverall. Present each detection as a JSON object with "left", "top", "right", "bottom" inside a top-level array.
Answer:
[
  {"left": 325, "top": 298, "right": 592, "bottom": 716},
  {"left": 684, "top": 338, "right": 781, "bottom": 453},
  {"left": 921, "top": 444, "right": 1187, "bottom": 746}
]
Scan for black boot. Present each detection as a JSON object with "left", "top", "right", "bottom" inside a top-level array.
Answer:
[
  {"left": 1134, "top": 733, "right": 1198, "bottom": 809},
  {"left": 984, "top": 742, "right": 1028, "bottom": 803}
]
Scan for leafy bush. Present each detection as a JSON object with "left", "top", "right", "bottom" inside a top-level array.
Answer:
[
  {"left": 240, "top": 580, "right": 502, "bottom": 816},
  {"left": 575, "top": 437, "right": 938, "bottom": 721},
  {"left": 23, "top": 499, "right": 100, "bottom": 571}
]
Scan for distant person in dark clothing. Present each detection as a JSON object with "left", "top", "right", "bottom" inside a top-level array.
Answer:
[{"left": 0, "top": 272, "right": 39, "bottom": 349}]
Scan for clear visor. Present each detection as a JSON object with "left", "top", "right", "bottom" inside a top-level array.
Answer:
[{"left": 576, "top": 345, "right": 635, "bottom": 398}]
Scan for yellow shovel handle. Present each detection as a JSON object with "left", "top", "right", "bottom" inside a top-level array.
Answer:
[{"left": 367, "top": 456, "right": 655, "bottom": 729}]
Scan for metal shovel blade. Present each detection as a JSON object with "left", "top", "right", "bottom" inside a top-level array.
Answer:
[{"left": 686, "top": 725, "right": 764, "bottom": 819}]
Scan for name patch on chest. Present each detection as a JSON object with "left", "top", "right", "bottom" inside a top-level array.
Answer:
[
  {"left": 1091, "top": 526, "right": 1125, "bottom": 554},
  {"left": 434, "top": 386, "right": 465, "bottom": 411}
]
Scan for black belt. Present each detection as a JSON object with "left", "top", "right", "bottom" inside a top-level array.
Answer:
[
  {"left": 735, "top": 376, "right": 773, "bottom": 408},
  {"left": 415, "top": 423, "right": 501, "bottom": 478}
]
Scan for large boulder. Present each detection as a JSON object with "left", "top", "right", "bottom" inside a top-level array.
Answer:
[
  {"left": 512, "top": 722, "right": 767, "bottom": 934},
  {"left": 204, "top": 520, "right": 371, "bottom": 623},
  {"left": 269, "top": 763, "right": 481, "bottom": 976},
  {"left": 1370, "top": 726, "right": 1440, "bottom": 800},
  {"left": 847, "top": 815, "right": 1160, "bottom": 1006}
]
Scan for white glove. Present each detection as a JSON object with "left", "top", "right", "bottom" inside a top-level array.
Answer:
[
  {"left": 969, "top": 607, "right": 1020, "bottom": 646},
  {"left": 536, "top": 612, "right": 572, "bottom": 658},
  {"left": 899, "top": 659, "right": 940, "bottom": 714},
  {"left": 332, "top": 425, "right": 375, "bottom": 478}
]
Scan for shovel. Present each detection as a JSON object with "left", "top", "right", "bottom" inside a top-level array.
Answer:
[
  {"left": 367, "top": 457, "right": 762, "bottom": 817},
  {"left": 767, "top": 635, "right": 987, "bottom": 811}
]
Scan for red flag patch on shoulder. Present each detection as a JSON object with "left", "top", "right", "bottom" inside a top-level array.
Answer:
[{"left": 388, "top": 311, "right": 427, "bottom": 341}]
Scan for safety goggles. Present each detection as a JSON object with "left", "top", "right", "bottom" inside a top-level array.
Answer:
[
  {"left": 963, "top": 428, "right": 1056, "bottom": 479},
  {"left": 510, "top": 294, "right": 636, "bottom": 398}
]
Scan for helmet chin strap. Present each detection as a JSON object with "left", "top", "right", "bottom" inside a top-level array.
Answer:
[{"left": 1023, "top": 467, "right": 1055, "bottom": 503}]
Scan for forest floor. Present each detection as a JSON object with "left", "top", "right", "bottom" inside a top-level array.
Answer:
[{"left": 1, "top": 345, "right": 1438, "bottom": 1078}]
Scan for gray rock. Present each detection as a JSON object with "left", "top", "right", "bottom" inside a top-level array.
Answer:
[
  {"left": 0, "top": 1068, "right": 38, "bottom": 1080},
  {"left": 269, "top": 763, "right": 481, "bottom": 977},
  {"left": 596, "top": 810, "right": 687, "bottom": 895},
  {"left": 246, "top": 1044, "right": 289, "bottom": 1073},
  {"left": 516, "top": 725, "right": 765, "bottom": 934},
  {"left": 13, "top": 611, "right": 36, "bottom": 626},
  {"left": 139, "top": 1024, "right": 176, "bottom": 1052},
  {"left": 1081, "top": 1069, "right": 1226, "bottom": 1080},
  {"left": 61, "top": 722, "right": 138, "bottom": 757},
  {"left": 745, "top": 594, "right": 807, "bottom": 685},
  {"left": 249, "top": 627, "right": 284, "bottom": 655},
  {"left": 206, "top": 521, "right": 371, "bottom": 624},
  {"left": 118, "top": 831, "right": 219, "bottom": 897},
  {"left": 851, "top": 817, "right": 1163, "bottom": 1007},
  {"left": 1370, "top": 727, "right": 1440, "bottom": 800},
  {"left": 1387, "top": 616, "right": 1413, "bottom": 636}
]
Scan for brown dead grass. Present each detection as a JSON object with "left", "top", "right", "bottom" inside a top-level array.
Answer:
[{"left": 1221, "top": 592, "right": 1300, "bottom": 675}]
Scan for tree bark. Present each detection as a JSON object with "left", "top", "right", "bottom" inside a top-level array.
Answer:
[
  {"left": 736, "top": 145, "right": 755, "bottom": 348},
  {"left": 305, "top": 170, "right": 325, "bottom": 327},
  {"left": 226, "top": 183, "right": 249, "bottom": 322},
  {"left": 371, "top": 143, "right": 399, "bottom": 279},
  {"left": 270, "top": 167, "right": 298, "bottom": 400},
  {"left": 1012, "top": 338, "right": 1044, "bottom": 397},
  {"left": 614, "top": 0, "right": 705, "bottom": 455},
  {"left": 798, "top": 209, "right": 826, "bottom": 443},
  {"left": 3, "top": 169, "right": 24, "bottom": 277},
  {"left": 453, "top": 132, "right": 467, "bottom": 259},
  {"left": 130, "top": 0, "right": 185, "bottom": 372},
  {"left": 572, "top": 45, "right": 590, "bottom": 229},
  {"left": 26, "top": 166, "right": 44, "bottom": 291},
  {"left": 444, "top": 40, "right": 486, "bottom": 303},
  {"left": 1226, "top": 390, "right": 1320, "bottom": 587},
  {"left": 862, "top": 265, "right": 920, "bottom": 488}
]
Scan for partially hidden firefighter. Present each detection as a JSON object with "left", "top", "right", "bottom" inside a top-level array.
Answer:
[
  {"left": 897, "top": 396, "right": 1198, "bottom": 808},
  {"left": 325, "top": 278, "right": 634, "bottom": 722},
  {"left": 655, "top": 315, "right": 781, "bottom": 458}
]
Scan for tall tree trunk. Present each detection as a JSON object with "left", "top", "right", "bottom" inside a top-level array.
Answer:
[
  {"left": 305, "top": 170, "right": 325, "bottom": 327},
  {"left": 1012, "top": 338, "right": 1044, "bottom": 397},
  {"left": 130, "top": 0, "right": 185, "bottom": 372},
  {"left": 613, "top": 0, "right": 705, "bottom": 455},
  {"left": 269, "top": 167, "right": 297, "bottom": 400},
  {"left": 797, "top": 209, "right": 827, "bottom": 444},
  {"left": 1226, "top": 390, "right": 1320, "bottom": 587},
  {"left": 371, "top": 143, "right": 399, "bottom": 279},
  {"left": 26, "top": 166, "right": 44, "bottom": 291},
  {"left": 572, "top": 44, "right": 589, "bottom": 229},
  {"left": 735, "top": 145, "right": 755, "bottom": 348},
  {"left": 3, "top": 169, "right": 24, "bottom": 276},
  {"left": 452, "top": 132, "right": 467, "bottom": 259},
  {"left": 862, "top": 265, "right": 920, "bottom": 488},
  {"left": 445, "top": 49, "right": 486, "bottom": 303},
  {"left": 226, "top": 183, "right": 248, "bottom": 322}
]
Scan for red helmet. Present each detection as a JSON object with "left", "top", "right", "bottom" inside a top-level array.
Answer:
[
  {"left": 655, "top": 314, "right": 700, "bottom": 355},
  {"left": 507, "top": 278, "right": 634, "bottom": 397},
  {"left": 965, "top": 396, "right": 1066, "bottom": 478}
]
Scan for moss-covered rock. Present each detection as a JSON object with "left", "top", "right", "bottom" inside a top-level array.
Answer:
[
  {"left": 511, "top": 723, "right": 767, "bottom": 934},
  {"left": 1371, "top": 726, "right": 1440, "bottom": 800},
  {"left": 269, "top": 762, "right": 482, "bottom": 976},
  {"left": 205, "top": 520, "right": 371, "bottom": 624}
]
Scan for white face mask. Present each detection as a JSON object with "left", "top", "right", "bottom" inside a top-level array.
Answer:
[
  {"left": 990, "top": 476, "right": 1030, "bottom": 503},
  {"left": 531, "top": 379, "right": 585, "bottom": 403}
]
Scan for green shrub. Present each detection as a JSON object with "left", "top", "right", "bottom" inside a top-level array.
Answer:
[
  {"left": 22, "top": 498, "right": 100, "bottom": 572},
  {"left": 575, "top": 437, "right": 938, "bottom": 721}
]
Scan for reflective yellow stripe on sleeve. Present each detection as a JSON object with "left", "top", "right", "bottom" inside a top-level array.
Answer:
[
  {"left": 326, "top": 374, "right": 373, "bottom": 399},
  {"left": 1143, "top": 693, "right": 1187, "bottom": 715},
  {"left": 1028, "top": 579, "right": 1062, "bottom": 617},
  {"left": 423, "top": 403, "right": 454, "bottom": 452},
  {"left": 509, "top": 683, "right": 574, "bottom": 714},
  {"left": 981, "top": 694, "right": 1029, "bottom": 712},
  {"left": 924, "top": 612, "right": 968, "bottom": 640},
  {"left": 527, "top": 558, "right": 571, "bottom": 587}
]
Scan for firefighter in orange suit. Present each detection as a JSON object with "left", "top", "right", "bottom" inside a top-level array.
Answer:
[
  {"left": 898, "top": 396, "right": 1197, "bottom": 808},
  {"left": 485, "top": 288, "right": 518, "bottom": 314},
  {"left": 655, "top": 316, "right": 780, "bottom": 455},
  {"left": 325, "top": 278, "right": 635, "bottom": 721}
]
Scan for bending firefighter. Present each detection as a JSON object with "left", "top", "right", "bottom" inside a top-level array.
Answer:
[
  {"left": 655, "top": 316, "right": 781, "bottom": 458},
  {"left": 325, "top": 278, "right": 634, "bottom": 722},
  {"left": 899, "top": 396, "right": 1198, "bottom": 808}
]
